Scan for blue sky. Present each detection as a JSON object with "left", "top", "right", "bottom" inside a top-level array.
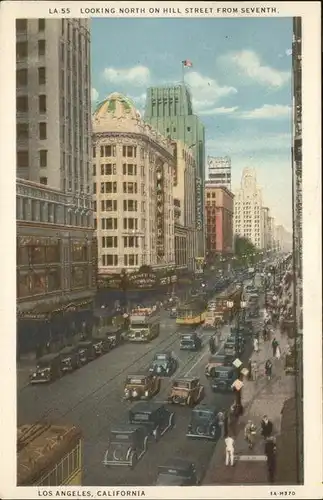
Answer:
[{"left": 91, "top": 17, "right": 293, "bottom": 231}]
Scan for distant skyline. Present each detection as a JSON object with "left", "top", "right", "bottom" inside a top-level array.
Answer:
[{"left": 91, "top": 17, "right": 293, "bottom": 231}]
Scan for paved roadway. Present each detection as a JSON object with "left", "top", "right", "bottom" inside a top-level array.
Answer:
[{"left": 17, "top": 287, "right": 254, "bottom": 486}]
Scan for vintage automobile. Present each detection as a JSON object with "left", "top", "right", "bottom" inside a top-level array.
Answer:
[
  {"left": 210, "top": 365, "right": 236, "bottom": 392},
  {"left": 179, "top": 332, "right": 202, "bottom": 351},
  {"left": 106, "top": 325, "right": 127, "bottom": 348},
  {"left": 186, "top": 403, "right": 221, "bottom": 441},
  {"left": 102, "top": 424, "right": 149, "bottom": 469},
  {"left": 156, "top": 458, "right": 200, "bottom": 485},
  {"left": 59, "top": 345, "right": 80, "bottom": 373},
  {"left": 169, "top": 307, "right": 177, "bottom": 318},
  {"left": 128, "top": 402, "right": 175, "bottom": 441},
  {"left": 223, "top": 339, "right": 237, "bottom": 357},
  {"left": 77, "top": 340, "right": 96, "bottom": 365},
  {"left": 168, "top": 377, "right": 204, "bottom": 406},
  {"left": 92, "top": 334, "right": 112, "bottom": 357},
  {"left": 123, "top": 372, "right": 160, "bottom": 401},
  {"left": 236, "top": 321, "right": 254, "bottom": 338},
  {"left": 205, "top": 352, "right": 235, "bottom": 378},
  {"left": 148, "top": 351, "right": 177, "bottom": 376},
  {"left": 29, "top": 353, "right": 61, "bottom": 384}
]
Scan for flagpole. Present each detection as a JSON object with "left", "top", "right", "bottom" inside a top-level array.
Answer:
[{"left": 181, "top": 62, "right": 185, "bottom": 85}]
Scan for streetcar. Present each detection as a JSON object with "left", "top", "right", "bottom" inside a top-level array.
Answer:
[
  {"left": 210, "top": 285, "right": 243, "bottom": 322},
  {"left": 17, "top": 424, "right": 82, "bottom": 486},
  {"left": 176, "top": 299, "right": 207, "bottom": 325}
]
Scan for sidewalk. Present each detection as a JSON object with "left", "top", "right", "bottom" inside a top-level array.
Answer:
[{"left": 203, "top": 283, "right": 295, "bottom": 485}]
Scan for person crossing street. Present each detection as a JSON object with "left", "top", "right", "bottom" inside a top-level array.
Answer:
[{"left": 224, "top": 435, "right": 235, "bottom": 466}]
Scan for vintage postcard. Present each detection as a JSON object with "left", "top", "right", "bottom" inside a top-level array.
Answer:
[{"left": 0, "top": 1, "right": 321, "bottom": 499}]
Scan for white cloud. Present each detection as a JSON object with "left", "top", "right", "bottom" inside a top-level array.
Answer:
[
  {"left": 206, "top": 132, "right": 291, "bottom": 155},
  {"left": 103, "top": 65, "right": 151, "bottom": 87},
  {"left": 235, "top": 104, "right": 292, "bottom": 120},
  {"left": 222, "top": 50, "right": 290, "bottom": 88},
  {"left": 199, "top": 106, "right": 238, "bottom": 116},
  {"left": 186, "top": 71, "right": 237, "bottom": 111},
  {"left": 91, "top": 88, "right": 99, "bottom": 101}
]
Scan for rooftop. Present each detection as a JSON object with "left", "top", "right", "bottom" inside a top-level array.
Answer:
[{"left": 17, "top": 424, "right": 81, "bottom": 486}]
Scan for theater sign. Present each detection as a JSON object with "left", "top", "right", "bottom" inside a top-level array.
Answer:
[
  {"left": 195, "top": 176, "right": 203, "bottom": 231},
  {"left": 156, "top": 163, "right": 165, "bottom": 260}
]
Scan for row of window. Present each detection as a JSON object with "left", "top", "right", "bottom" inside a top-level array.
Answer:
[
  {"left": 101, "top": 236, "right": 141, "bottom": 249},
  {"left": 94, "top": 182, "right": 140, "bottom": 195},
  {"left": 206, "top": 192, "right": 217, "bottom": 198},
  {"left": 17, "top": 122, "right": 47, "bottom": 140},
  {"left": 17, "top": 67, "right": 46, "bottom": 87},
  {"left": 17, "top": 94, "right": 47, "bottom": 113},
  {"left": 99, "top": 217, "right": 139, "bottom": 230},
  {"left": 17, "top": 149, "right": 47, "bottom": 168},
  {"left": 93, "top": 145, "right": 147, "bottom": 160},
  {"left": 101, "top": 254, "right": 140, "bottom": 267},
  {"left": 93, "top": 200, "right": 140, "bottom": 213},
  {"left": 16, "top": 39, "right": 46, "bottom": 61},
  {"left": 16, "top": 19, "right": 45, "bottom": 33}
]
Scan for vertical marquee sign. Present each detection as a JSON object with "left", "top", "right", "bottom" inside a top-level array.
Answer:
[
  {"left": 156, "top": 162, "right": 165, "bottom": 260},
  {"left": 195, "top": 176, "right": 203, "bottom": 231}
]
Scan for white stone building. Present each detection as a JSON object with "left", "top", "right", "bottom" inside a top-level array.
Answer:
[
  {"left": 92, "top": 93, "right": 175, "bottom": 275},
  {"left": 207, "top": 156, "right": 231, "bottom": 190},
  {"left": 233, "top": 168, "right": 263, "bottom": 248}
]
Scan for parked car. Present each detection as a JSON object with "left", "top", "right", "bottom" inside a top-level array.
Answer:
[
  {"left": 179, "top": 332, "right": 202, "bottom": 351},
  {"left": 205, "top": 352, "right": 235, "bottom": 378},
  {"left": 148, "top": 351, "right": 177, "bottom": 376},
  {"left": 210, "top": 366, "right": 236, "bottom": 393},
  {"left": 106, "top": 325, "right": 127, "bottom": 348},
  {"left": 156, "top": 458, "right": 200, "bottom": 485},
  {"left": 59, "top": 345, "right": 80, "bottom": 373},
  {"left": 29, "top": 353, "right": 61, "bottom": 384},
  {"left": 128, "top": 402, "right": 175, "bottom": 441},
  {"left": 169, "top": 307, "right": 177, "bottom": 318},
  {"left": 123, "top": 372, "right": 160, "bottom": 401},
  {"left": 186, "top": 403, "right": 221, "bottom": 441},
  {"left": 77, "top": 340, "right": 95, "bottom": 365},
  {"left": 223, "top": 340, "right": 237, "bottom": 357},
  {"left": 92, "top": 334, "right": 112, "bottom": 357},
  {"left": 102, "top": 425, "right": 149, "bottom": 469},
  {"left": 168, "top": 377, "right": 204, "bottom": 406}
]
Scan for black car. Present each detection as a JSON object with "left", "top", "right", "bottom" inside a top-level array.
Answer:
[
  {"left": 156, "top": 458, "right": 199, "bottom": 485},
  {"left": 128, "top": 402, "right": 175, "bottom": 441},
  {"left": 106, "top": 326, "right": 127, "bottom": 348},
  {"left": 180, "top": 332, "right": 202, "bottom": 351},
  {"left": 102, "top": 424, "right": 149, "bottom": 469},
  {"left": 59, "top": 345, "right": 80, "bottom": 373},
  {"left": 77, "top": 340, "right": 95, "bottom": 365},
  {"left": 148, "top": 351, "right": 177, "bottom": 376},
  {"left": 211, "top": 365, "right": 236, "bottom": 392},
  {"left": 186, "top": 404, "right": 221, "bottom": 441}
]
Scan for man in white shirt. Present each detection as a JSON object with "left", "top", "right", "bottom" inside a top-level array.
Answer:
[{"left": 225, "top": 435, "right": 235, "bottom": 466}]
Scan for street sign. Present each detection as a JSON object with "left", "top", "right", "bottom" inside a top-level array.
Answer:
[
  {"left": 232, "top": 358, "right": 242, "bottom": 368},
  {"left": 231, "top": 379, "right": 244, "bottom": 391},
  {"left": 240, "top": 367, "right": 249, "bottom": 377}
]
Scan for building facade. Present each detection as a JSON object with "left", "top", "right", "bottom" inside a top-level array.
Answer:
[
  {"left": 92, "top": 93, "right": 175, "bottom": 276},
  {"left": 16, "top": 18, "right": 95, "bottom": 357},
  {"left": 233, "top": 168, "right": 263, "bottom": 248},
  {"left": 205, "top": 185, "right": 234, "bottom": 257},
  {"left": 207, "top": 156, "right": 231, "bottom": 190},
  {"left": 172, "top": 140, "right": 197, "bottom": 271},
  {"left": 261, "top": 206, "right": 270, "bottom": 250},
  {"left": 144, "top": 84, "right": 205, "bottom": 257},
  {"left": 17, "top": 179, "right": 96, "bottom": 356}
]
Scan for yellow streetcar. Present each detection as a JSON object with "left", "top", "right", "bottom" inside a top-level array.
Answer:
[
  {"left": 17, "top": 423, "right": 82, "bottom": 486},
  {"left": 176, "top": 299, "right": 207, "bottom": 326}
]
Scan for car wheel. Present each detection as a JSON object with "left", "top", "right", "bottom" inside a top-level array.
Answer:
[
  {"left": 173, "top": 395, "right": 181, "bottom": 404},
  {"left": 187, "top": 396, "right": 193, "bottom": 407},
  {"left": 130, "top": 452, "right": 138, "bottom": 469},
  {"left": 196, "top": 426, "right": 206, "bottom": 435}
]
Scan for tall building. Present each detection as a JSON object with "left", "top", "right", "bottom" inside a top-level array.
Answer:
[
  {"left": 172, "top": 141, "right": 197, "bottom": 270},
  {"left": 144, "top": 84, "right": 205, "bottom": 257},
  {"left": 261, "top": 206, "right": 270, "bottom": 250},
  {"left": 92, "top": 93, "right": 175, "bottom": 275},
  {"left": 274, "top": 224, "right": 293, "bottom": 253},
  {"left": 205, "top": 185, "right": 234, "bottom": 257},
  {"left": 233, "top": 168, "right": 263, "bottom": 248},
  {"left": 267, "top": 216, "right": 275, "bottom": 250},
  {"left": 16, "top": 18, "right": 95, "bottom": 357},
  {"left": 207, "top": 156, "right": 231, "bottom": 190}
]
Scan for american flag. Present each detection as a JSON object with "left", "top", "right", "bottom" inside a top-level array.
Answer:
[{"left": 182, "top": 59, "right": 193, "bottom": 67}]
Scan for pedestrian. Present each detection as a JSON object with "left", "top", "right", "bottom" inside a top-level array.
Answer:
[
  {"left": 272, "top": 337, "right": 279, "bottom": 357},
  {"left": 253, "top": 337, "right": 259, "bottom": 353},
  {"left": 263, "top": 325, "right": 268, "bottom": 342},
  {"left": 265, "top": 436, "right": 277, "bottom": 483},
  {"left": 247, "top": 358, "right": 252, "bottom": 380},
  {"left": 265, "top": 359, "right": 273, "bottom": 380},
  {"left": 209, "top": 335, "right": 215, "bottom": 355},
  {"left": 275, "top": 345, "right": 281, "bottom": 360},
  {"left": 224, "top": 435, "right": 235, "bottom": 466},
  {"left": 218, "top": 411, "right": 225, "bottom": 438},
  {"left": 261, "top": 415, "right": 273, "bottom": 439},
  {"left": 252, "top": 360, "right": 258, "bottom": 381},
  {"left": 254, "top": 330, "right": 260, "bottom": 342}
]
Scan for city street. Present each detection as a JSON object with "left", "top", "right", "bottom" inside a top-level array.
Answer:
[{"left": 17, "top": 300, "right": 254, "bottom": 486}]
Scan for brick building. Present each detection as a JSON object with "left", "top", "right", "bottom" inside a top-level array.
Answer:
[{"left": 205, "top": 185, "right": 234, "bottom": 259}]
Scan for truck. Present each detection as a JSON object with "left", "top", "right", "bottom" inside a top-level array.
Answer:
[{"left": 127, "top": 307, "right": 160, "bottom": 343}]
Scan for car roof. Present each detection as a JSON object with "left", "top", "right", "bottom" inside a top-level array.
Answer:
[
  {"left": 154, "top": 351, "right": 171, "bottom": 356},
  {"left": 59, "top": 345, "right": 76, "bottom": 353},
  {"left": 174, "top": 377, "right": 198, "bottom": 383},
  {"left": 110, "top": 424, "right": 141, "bottom": 433},
  {"left": 180, "top": 332, "right": 197, "bottom": 336},
  {"left": 130, "top": 402, "right": 165, "bottom": 414},
  {"left": 214, "top": 365, "right": 234, "bottom": 372},
  {"left": 38, "top": 353, "right": 60, "bottom": 362},
  {"left": 160, "top": 458, "right": 194, "bottom": 471},
  {"left": 78, "top": 340, "right": 92, "bottom": 346}
]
